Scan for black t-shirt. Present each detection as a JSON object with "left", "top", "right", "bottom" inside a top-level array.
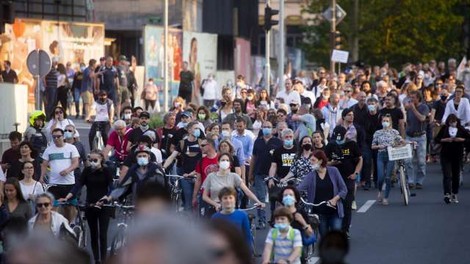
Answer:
[
  {"left": 364, "top": 112, "right": 381, "bottom": 146},
  {"left": 432, "top": 100, "right": 447, "bottom": 123},
  {"left": 100, "top": 66, "right": 118, "bottom": 91},
  {"left": 159, "top": 127, "right": 178, "bottom": 156},
  {"left": 128, "top": 127, "right": 159, "bottom": 145},
  {"left": 1, "top": 70, "right": 18, "bottom": 83},
  {"left": 352, "top": 104, "right": 369, "bottom": 128},
  {"left": 72, "top": 166, "right": 113, "bottom": 204},
  {"left": 325, "top": 141, "right": 361, "bottom": 178},
  {"left": 314, "top": 171, "right": 336, "bottom": 215},
  {"left": 271, "top": 145, "right": 297, "bottom": 178},
  {"left": 176, "top": 138, "right": 202, "bottom": 173},
  {"left": 379, "top": 107, "right": 404, "bottom": 131}
]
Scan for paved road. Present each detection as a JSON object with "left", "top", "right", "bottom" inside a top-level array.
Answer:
[{"left": 74, "top": 117, "right": 470, "bottom": 264}]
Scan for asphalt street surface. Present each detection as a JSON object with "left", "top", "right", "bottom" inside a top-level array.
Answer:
[{"left": 75, "top": 118, "right": 470, "bottom": 264}]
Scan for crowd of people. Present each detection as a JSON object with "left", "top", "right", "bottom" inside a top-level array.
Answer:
[{"left": 0, "top": 55, "right": 468, "bottom": 264}]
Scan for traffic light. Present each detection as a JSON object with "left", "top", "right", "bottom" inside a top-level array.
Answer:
[
  {"left": 334, "top": 31, "right": 342, "bottom": 50},
  {"left": 264, "top": 5, "right": 279, "bottom": 31}
]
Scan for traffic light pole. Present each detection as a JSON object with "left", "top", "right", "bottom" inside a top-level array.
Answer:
[
  {"left": 330, "top": 0, "right": 336, "bottom": 75},
  {"left": 163, "top": 0, "right": 169, "bottom": 112},
  {"left": 278, "top": 0, "right": 285, "bottom": 91},
  {"left": 265, "top": 1, "right": 271, "bottom": 95}
]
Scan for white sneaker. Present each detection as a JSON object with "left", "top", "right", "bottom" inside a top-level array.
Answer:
[
  {"left": 352, "top": 201, "right": 357, "bottom": 210},
  {"left": 452, "top": 194, "right": 459, "bottom": 204}
]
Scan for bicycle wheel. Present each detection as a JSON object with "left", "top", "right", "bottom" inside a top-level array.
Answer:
[
  {"left": 110, "top": 228, "right": 126, "bottom": 256},
  {"left": 399, "top": 166, "right": 409, "bottom": 206},
  {"left": 250, "top": 221, "right": 260, "bottom": 257}
]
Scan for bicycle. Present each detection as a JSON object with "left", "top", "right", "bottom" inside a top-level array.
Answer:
[
  {"left": 387, "top": 143, "right": 417, "bottom": 206},
  {"left": 56, "top": 201, "right": 88, "bottom": 248},
  {"left": 239, "top": 203, "right": 261, "bottom": 258},
  {"left": 165, "top": 174, "right": 196, "bottom": 213},
  {"left": 104, "top": 202, "right": 135, "bottom": 256}
]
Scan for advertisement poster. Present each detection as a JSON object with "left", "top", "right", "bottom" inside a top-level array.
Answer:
[
  {"left": 234, "top": 38, "right": 251, "bottom": 84},
  {"left": 1, "top": 19, "right": 105, "bottom": 107},
  {"left": 182, "top": 31, "right": 218, "bottom": 97}
]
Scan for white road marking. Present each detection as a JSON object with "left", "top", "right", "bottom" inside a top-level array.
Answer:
[
  {"left": 308, "top": 257, "right": 320, "bottom": 263},
  {"left": 357, "top": 200, "right": 376, "bottom": 213}
]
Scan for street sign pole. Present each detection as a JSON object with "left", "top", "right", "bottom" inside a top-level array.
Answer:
[
  {"left": 330, "top": 0, "right": 336, "bottom": 75},
  {"left": 265, "top": 1, "right": 271, "bottom": 95},
  {"left": 278, "top": 0, "right": 285, "bottom": 90},
  {"left": 163, "top": 0, "right": 169, "bottom": 112}
]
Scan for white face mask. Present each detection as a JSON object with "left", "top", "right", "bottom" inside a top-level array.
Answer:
[
  {"left": 221, "top": 130, "right": 231, "bottom": 138},
  {"left": 312, "top": 163, "right": 320, "bottom": 171},
  {"left": 124, "top": 113, "right": 132, "bottom": 119},
  {"left": 64, "top": 131, "right": 74, "bottom": 139},
  {"left": 219, "top": 160, "right": 230, "bottom": 170},
  {"left": 90, "top": 161, "right": 100, "bottom": 169}
]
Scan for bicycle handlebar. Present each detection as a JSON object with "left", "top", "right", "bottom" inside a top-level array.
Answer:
[
  {"left": 300, "top": 197, "right": 336, "bottom": 208},
  {"left": 239, "top": 204, "right": 260, "bottom": 211},
  {"left": 166, "top": 174, "right": 197, "bottom": 180}
]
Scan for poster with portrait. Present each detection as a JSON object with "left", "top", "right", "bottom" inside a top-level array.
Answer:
[
  {"left": 182, "top": 31, "right": 218, "bottom": 96},
  {"left": 235, "top": 38, "right": 251, "bottom": 84}
]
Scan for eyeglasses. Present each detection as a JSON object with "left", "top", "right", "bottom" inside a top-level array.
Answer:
[
  {"left": 64, "top": 129, "right": 74, "bottom": 132},
  {"left": 55, "top": 111, "right": 63, "bottom": 114},
  {"left": 89, "top": 158, "right": 99, "bottom": 162},
  {"left": 52, "top": 135, "right": 62, "bottom": 139},
  {"left": 36, "top": 203, "right": 50, "bottom": 208}
]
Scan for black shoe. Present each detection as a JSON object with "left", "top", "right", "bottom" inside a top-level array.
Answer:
[
  {"left": 444, "top": 195, "right": 451, "bottom": 204},
  {"left": 408, "top": 183, "right": 416, "bottom": 189},
  {"left": 416, "top": 183, "right": 423, "bottom": 189}
]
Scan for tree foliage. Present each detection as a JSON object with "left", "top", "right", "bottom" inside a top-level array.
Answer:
[{"left": 302, "top": 0, "right": 466, "bottom": 68}]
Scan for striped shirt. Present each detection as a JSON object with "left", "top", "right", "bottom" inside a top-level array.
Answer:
[
  {"left": 45, "top": 68, "right": 59, "bottom": 89},
  {"left": 265, "top": 227, "right": 302, "bottom": 264}
]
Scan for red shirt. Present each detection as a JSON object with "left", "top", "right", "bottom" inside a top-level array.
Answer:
[
  {"left": 195, "top": 155, "right": 219, "bottom": 190},
  {"left": 107, "top": 127, "right": 132, "bottom": 161}
]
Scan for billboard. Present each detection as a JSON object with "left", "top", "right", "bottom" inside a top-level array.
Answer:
[
  {"left": 182, "top": 31, "right": 218, "bottom": 99},
  {"left": 1, "top": 19, "right": 105, "bottom": 107}
]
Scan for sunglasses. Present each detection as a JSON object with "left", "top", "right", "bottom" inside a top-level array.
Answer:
[
  {"left": 64, "top": 129, "right": 74, "bottom": 132},
  {"left": 89, "top": 158, "right": 99, "bottom": 162},
  {"left": 55, "top": 111, "right": 63, "bottom": 114},
  {"left": 52, "top": 135, "right": 62, "bottom": 139},
  {"left": 37, "top": 203, "right": 50, "bottom": 208}
]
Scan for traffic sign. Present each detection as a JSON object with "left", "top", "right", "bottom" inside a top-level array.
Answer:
[
  {"left": 26, "top": 49, "right": 51, "bottom": 78},
  {"left": 322, "top": 4, "right": 347, "bottom": 26}
]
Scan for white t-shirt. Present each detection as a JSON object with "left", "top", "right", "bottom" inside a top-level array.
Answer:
[
  {"left": 42, "top": 143, "right": 80, "bottom": 185},
  {"left": 20, "top": 181, "right": 44, "bottom": 201},
  {"left": 276, "top": 90, "right": 301, "bottom": 106},
  {"left": 151, "top": 147, "right": 163, "bottom": 164},
  {"left": 92, "top": 99, "right": 113, "bottom": 122},
  {"left": 0, "top": 167, "right": 5, "bottom": 182}
]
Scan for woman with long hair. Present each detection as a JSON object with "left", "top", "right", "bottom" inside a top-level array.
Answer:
[
  {"left": 5, "top": 178, "right": 32, "bottom": 221},
  {"left": 7, "top": 141, "right": 41, "bottom": 180},
  {"left": 218, "top": 140, "right": 242, "bottom": 176},
  {"left": 56, "top": 63, "right": 70, "bottom": 114},
  {"left": 435, "top": 114, "right": 470, "bottom": 204},
  {"left": 44, "top": 106, "right": 77, "bottom": 141},
  {"left": 255, "top": 88, "right": 273, "bottom": 109},
  {"left": 19, "top": 161, "right": 44, "bottom": 209}
]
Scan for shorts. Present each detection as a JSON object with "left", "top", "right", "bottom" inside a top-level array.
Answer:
[
  {"left": 115, "top": 86, "right": 122, "bottom": 106},
  {"left": 81, "top": 90, "right": 93, "bottom": 104},
  {"left": 48, "top": 184, "right": 78, "bottom": 206}
]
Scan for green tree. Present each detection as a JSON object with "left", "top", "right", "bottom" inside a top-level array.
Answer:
[{"left": 302, "top": 0, "right": 466, "bottom": 68}]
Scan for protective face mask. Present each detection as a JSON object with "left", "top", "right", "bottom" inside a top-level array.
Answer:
[
  {"left": 302, "top": 144, "right": 312, "bottom": 151},
  {"left": 282, "top": 195, "right": 296, "bottom": 206},
  {"left": 80, "top": 66, "right": 86, "bottom": 71},
  {"left": 284, "top": 139, "right": 294, "bottom": 147},
  {"left": 219, "top": 160, "right": 231, "bottom": 170},
  {"left": 382, "top": 121, "right": 390, "bottom": 128},
  {"left": 198, "top": 114, "right": 206, "bottom": 120},
  {"left": 64, "top": 131, "right": 73, "bottom": 139},
  {"left": 336, "top": 139, "right": 346, "bottom": 145},
  {"left": 367, "top": 105, "right": 376, "bottom": 112},
  {"left": 321, "top": 248, "right": 347, "bottom": 263},
  {"left": 274, "top": 223, "right": 289, "bottom": 231},
  {"left": 312, "top": 163, "right": 320, "bottom": 171},
  {"left": 137, "top": 157, "right": 149, "bottom": 166},
  {"left": 262, "top": 128, "right": 272, "bottom": 136},
  {"left": 221, "top": 130, "right": 231, "bottom": 138},
  {"left": 89, "top": 161, "right": 100, "bottom": 169},
  {"left": 141, "top": 124, "right": 149, "bottom": 131},
  {"left": 193, "top": 129, "right": 201, "bottom": 138},
  {"left": 124, "top": 113, "right": 132, "bottom": 119},
  {"left": 449, "top": 126, "right": 458, "bottom": 137}
]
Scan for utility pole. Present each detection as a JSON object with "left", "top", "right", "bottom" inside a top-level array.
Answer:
[
  {"left": 330, "top": 0, "right": 336, "bottom": 74},
  {"left": 278, "top": 0, "right": 285, "bottom": 89},
  {"left": 264, "top": 1, "right": 279, "bottom": 95},
  {"left": 163, "top": 0, "right": 169, "bottom": 112}
]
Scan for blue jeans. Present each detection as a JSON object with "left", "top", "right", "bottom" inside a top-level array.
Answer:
[
  {"left": 405, "top": 134, "right": 427, "bottom": 185},
  {"left": 318, "top": 214, "right": 342, "bottom": 238},
  {"left": 253, "top": 174, "right": 267, "bottom": 223},
  {"left": 361, "top": 146, "right": 373, "bottom": 186},
  {"left": 377, "top": 151, "right": 395, "bottom": 198},
  {"left": 45, "top": 87, "right": 58, "bottom": 120},
  {"left": 176, "top": 167, "right": 194, "bottom": 211}
]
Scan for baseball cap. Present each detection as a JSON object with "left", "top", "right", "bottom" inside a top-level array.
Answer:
[
  {"left": 119, "top": 55, "right": 128, "bottom": 61},
  {"left": 332, "top": 126, "right": 347, "bottom": 141},
  {"left": 139, "top": 111, "right": 151, "bottom": 119},
  {"left": 181, "top": 111, "right": 192, "bottom": 118},
  {"left": 135, "top": 145, "right": 151, "bottom": 155}
]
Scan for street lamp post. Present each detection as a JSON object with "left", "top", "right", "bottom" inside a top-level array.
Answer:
[{"left": 163, "top": 0, "right": 169, "bottom": 112}]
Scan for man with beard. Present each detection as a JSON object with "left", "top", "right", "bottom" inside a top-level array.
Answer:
[{"left": 128, "top": 111, "right": 159, "bottom": 149}]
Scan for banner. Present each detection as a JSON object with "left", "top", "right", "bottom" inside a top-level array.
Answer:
[
  {"left": 235, "top": 38, "right": 251, "bottom": 84},
  {"left": 182, "top": 31, "right": 218, "bottom": 96}
]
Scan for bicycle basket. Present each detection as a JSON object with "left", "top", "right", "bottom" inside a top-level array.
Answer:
[{"left": 387, "top": 144, "right": 412, "bottom": 161}]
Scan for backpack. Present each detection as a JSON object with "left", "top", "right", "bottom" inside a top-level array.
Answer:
[
  {"left": 30, "top": 129, "right": 47, "bottom": 155},
  {"left": 271, "top": 227, "right": 298, "bottom": 260}
]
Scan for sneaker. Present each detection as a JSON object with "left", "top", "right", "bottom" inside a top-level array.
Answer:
[
  {"left": 256, "top": 222, "right": 266, "bottom": 230},
  {"left": 451, "top": 194, "right": 459, "bottom": 203},
  {"left": 345, "top": 231, "right": 351, "bottom": 240},
  {"left": 382, "top": 199, "right": 389, "bottom": 205},
  {"left": 444, "top": 194, "right": 451, "bottom": 204},
  {"left": 416, "top": 183, "right": 423, "bottom": 189},
  {"left": 352, "top": 201, "right": 357, "bottom": 210},
  {"left": 408, "top": 183, "right": 416, "bottom": 189},
  {"left": 377, "top": 192, "right": 383, "bottom": 203}
]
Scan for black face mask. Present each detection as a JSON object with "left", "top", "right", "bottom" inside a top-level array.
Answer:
[
  {"left": 291, "top": 108, "right": 298, "bottom": 114},
  {"left": 441, "top": 95, "right": 448, "bottom": 101},
  {"left": 302, "top": 144, "right": 312, "bottom": 151}
]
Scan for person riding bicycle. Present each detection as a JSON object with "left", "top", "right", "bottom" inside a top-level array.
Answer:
[
  {"left": 102, "top": 120, "right": 132, "bottom": 178},
  {"left": 59, "top": 150, "right": 113, "bottom": 264},
  {"left": 127, "top": 111, "right": 160, "bottom": 151},
  {"left": 103, "top": 145, "right": 168, "bottom": 203},
  {"left": 88, "top": 90, "right": 114, "bottom": 150},
  {"left": 24, "top": 110, "right": 48, "bottom": 158}
]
